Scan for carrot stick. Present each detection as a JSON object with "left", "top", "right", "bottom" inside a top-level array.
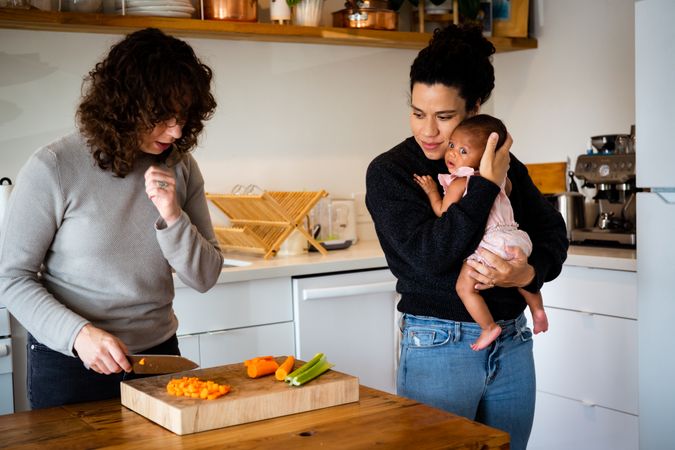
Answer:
[
  {"left": 275, "top": 356, "right": 296, "bottom": 381},
  {"left": 246, "top": 358, "right": 279, "bottom": 378}
]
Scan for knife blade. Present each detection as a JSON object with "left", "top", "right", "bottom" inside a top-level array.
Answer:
[{"left": 128, "top": 354, "right": 199, "bottom": 375}]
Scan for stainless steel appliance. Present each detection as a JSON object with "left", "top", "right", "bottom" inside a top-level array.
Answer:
[{"left": 570, "top": 133, "right": 638, "bottom": 247}]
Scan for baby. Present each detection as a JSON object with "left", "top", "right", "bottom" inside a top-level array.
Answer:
[{"left": 414, "top": 114, "right": 548, "bottom": 351}]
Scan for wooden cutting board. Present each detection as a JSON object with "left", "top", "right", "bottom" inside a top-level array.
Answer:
[
  {"left": 120, "top": 358, "right": 359, "bottom": 435},
  {"left": 525, "top": 161, "right": 567, "bottom": 194}
]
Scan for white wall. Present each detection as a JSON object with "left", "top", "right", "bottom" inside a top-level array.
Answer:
[
  {"left": 0, "top": 0, "right": 635, "bottom": 235},
  {"left": 492, "top": 0, "right": 635, "bottom": 166},
  {"left": 0, "top": 30, "right": 415, "bottom": 196}
]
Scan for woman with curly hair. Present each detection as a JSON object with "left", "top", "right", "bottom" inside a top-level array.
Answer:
[
  {"left": 0, "top": 28, "right": 223, "bottom": 408},
  {"left": 366, "top": 24, "right": 567, "bottom": 449}
]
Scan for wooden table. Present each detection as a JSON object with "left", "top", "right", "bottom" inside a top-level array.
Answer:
[{"left": 0, "top": 386, "right": 509, "bottom": 449}]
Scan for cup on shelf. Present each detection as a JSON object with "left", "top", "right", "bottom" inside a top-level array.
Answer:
[{"left": 270, "top": 0, "right": 291, "bottom": 24}]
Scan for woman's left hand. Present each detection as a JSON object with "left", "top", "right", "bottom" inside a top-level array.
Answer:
[
  {"left": 465, "top": 246, "right": 535, "bottom": 290},
  {"left": 478, "top": 132, "right": 511, "bottom": 187},
  {"left": 145, "top": 165, "right": 181, "bottom": 227}
]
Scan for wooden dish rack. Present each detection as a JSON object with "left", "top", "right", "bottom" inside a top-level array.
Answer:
[{"left": 206, "top": 190, "right": 328, "bottom": 259}]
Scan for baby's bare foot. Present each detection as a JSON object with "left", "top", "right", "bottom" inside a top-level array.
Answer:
[
  {"left": 471, "top": 324, "right": 502, "bottom": 351},
  {"left": 532, "top": 309, "right": 549, "bottom": 334}
]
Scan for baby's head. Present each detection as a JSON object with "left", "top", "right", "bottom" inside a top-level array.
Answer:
[{"left": 445, "top": 114, "right": 507, "bottom": 173}]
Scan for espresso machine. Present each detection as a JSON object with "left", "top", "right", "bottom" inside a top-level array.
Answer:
[{"left": 570, "top": 133, "right": 638, "bottom": 247}]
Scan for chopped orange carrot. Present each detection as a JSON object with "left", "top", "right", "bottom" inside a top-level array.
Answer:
[
  {"left": 244, "top": 356, "right": 274, "bottom": 367},
  {"left": 139, "top": 358, "right": 146, "bottom": 365},
  {"left": 246, "top": 358, "right": 279, "bottom": 378},
  {"left": 166, "top": 377, "right": 231, "bottom": 400},
  {"left": 275, "top": 356, "right": 296, "bottom": 381}
]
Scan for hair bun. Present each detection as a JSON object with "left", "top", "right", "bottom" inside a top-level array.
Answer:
[
  {"left": 410, "top": 23, "right": 496, "bottom": 109},
  {"left": 429, "top": 23, "right": 495, "bottom": 59}
]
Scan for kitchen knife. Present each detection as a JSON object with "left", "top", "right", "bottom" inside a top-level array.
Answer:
[{"left": 128, "top": 354, "right": 199, "bottom": 375}]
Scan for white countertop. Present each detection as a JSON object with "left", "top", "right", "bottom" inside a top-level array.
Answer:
[
  {"left": 565, "top": 245, "right": 636, "bottom": 272},
  {"left": 175, "top": 240, "right": 636, "bottom": 288},
  {"left": 175, "top": 240, "right": 388, "bottom": 287}
]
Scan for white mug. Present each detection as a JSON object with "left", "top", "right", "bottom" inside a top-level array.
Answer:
[{"left": 278, "top": 229, "right": 308, "bottom": 256}]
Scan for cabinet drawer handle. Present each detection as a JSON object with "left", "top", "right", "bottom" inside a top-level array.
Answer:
[
  {"left": 207, "top": 330, "right": 230, "bottom": 336},
  {"left": 0, "top": 344, "right": 9, "bottom": 357},
  {"left": 302, "top": 281, "right": 397, "bottom": 301}
]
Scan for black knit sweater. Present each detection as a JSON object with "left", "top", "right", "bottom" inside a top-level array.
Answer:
[{"left": 366, "top": 137, "right": 569, "bottom": 322}]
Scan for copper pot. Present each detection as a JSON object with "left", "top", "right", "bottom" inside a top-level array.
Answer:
[
  {"left": 332, "top": 8, "right": 398, "bottom": 30},
  {"left": 204, "top": 0, "right": 257, "bottom": 21}
]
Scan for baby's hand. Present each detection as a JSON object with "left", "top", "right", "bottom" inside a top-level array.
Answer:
[{"left": 413, "top": 174, "right": 438, "bottom": 194}]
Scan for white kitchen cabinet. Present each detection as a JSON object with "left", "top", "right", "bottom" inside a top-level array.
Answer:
[
  {"left": 539, "top": 265, "right": 637, "bottom": 319},
  {"left": 533, "top": 307, "right": 637, "bottom": 415},
  {"left": 528, "top": 391, "right": 638, "bottom": 450},
  {"left": 199, "top": 322, "right": 294, "bottom": 368},
  {"left": 0, "top": 308, "right": 13, "bottom": 415},
  {"left": 177, "top": 334, "right": 200, "bottom": 366},
  {"left": 292, "top": 268, "right": 398, "bottom": 394},
  {"left": 174, "top": 277, "right": 294, "bottom": 368},
  {"left": 526, "top": 266, "right": 638, "bottom": 450},
  {"left": 173, "top": 277, "right": 293, "bottom": 335}
]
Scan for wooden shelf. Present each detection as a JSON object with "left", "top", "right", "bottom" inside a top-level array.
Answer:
[{"left": 0, "top": 8, "right": 537, "bottom": 51}]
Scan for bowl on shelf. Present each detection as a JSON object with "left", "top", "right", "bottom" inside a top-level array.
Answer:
[
  {"left": 204, "top": 0, "right": 258, "bottom": 21},
  {"left": 332, "top": 8, "right": 398, "bottom": 30}
]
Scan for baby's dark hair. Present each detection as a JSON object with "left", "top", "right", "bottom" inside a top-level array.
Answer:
[
  {"left": 410, "top": 24, "right": 495, "bottom": 109},
  {"left": 77, "top": 28, "right": 217, "bottom": 177},
  {"left": 455, "top": 114, "right": 507, "bottom": 150}
]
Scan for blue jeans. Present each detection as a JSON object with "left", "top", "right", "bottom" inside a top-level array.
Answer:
[
  {"left": 397, "top": 312, "right": 535, "bottom": 450},
  {"left": 27, "top": 333, "right": 180, "bottom": 409}
]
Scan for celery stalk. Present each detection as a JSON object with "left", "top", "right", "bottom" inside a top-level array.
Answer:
[
  {"left": 289, "top": 359, "right": 334, "bottom": 386},
  {"left": 285, "top": 352, "right": 324, "bottom": 382}
]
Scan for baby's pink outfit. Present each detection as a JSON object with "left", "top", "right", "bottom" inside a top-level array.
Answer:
[{"left": 438, "top": 166, "right": 532, "bottom": 266}]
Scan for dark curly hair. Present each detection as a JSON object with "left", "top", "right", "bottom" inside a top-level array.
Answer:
[
  {"left": 77, "top": 28, "right": 217, "bottom": 177},
  {"left": 455, "top": 114, "right": 507, "bottom": 150},
  {"left": 410, "top": 24, "right": 495, "bottom": 111}
]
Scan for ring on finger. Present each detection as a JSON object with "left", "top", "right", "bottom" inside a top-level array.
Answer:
[{"left": 156, "top": 180, "right": 168, "bottom": 189}]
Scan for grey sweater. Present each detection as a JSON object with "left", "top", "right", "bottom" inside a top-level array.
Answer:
[{"left": 0, "top": 131, "right": 223, "bottom": 356}]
